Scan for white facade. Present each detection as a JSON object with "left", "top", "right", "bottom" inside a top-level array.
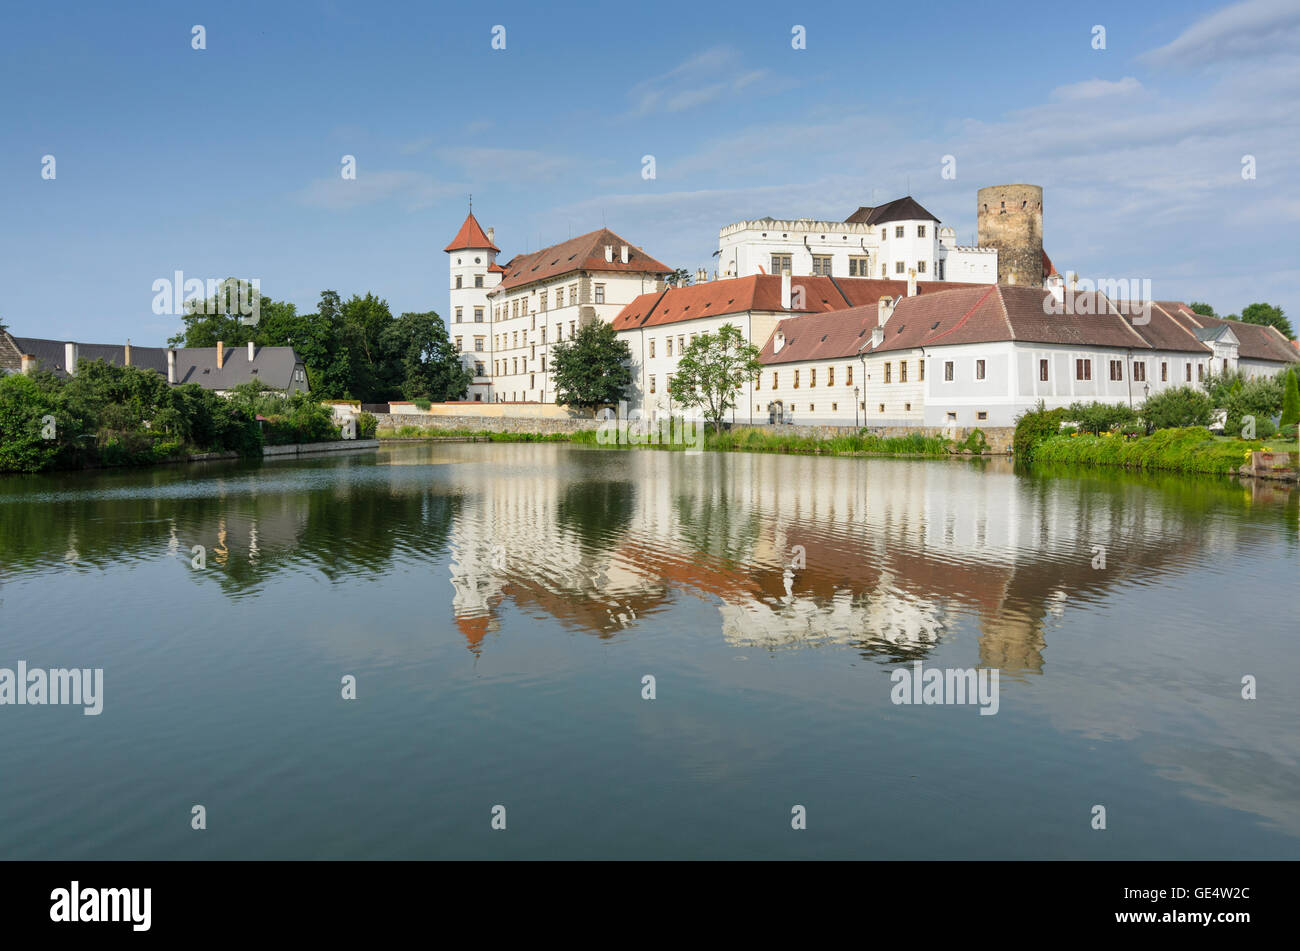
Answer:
[{"left": 446, "top": 225, "right": 500, "bottom": 402}]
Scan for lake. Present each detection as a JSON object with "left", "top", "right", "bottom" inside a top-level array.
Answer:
[{"left": 0, "top": 443, "right": 1296, "bottom": 859}]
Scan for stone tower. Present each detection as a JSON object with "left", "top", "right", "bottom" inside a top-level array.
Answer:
[{"left": 977, "top": 184, "right": 1043, "bottom": 286}]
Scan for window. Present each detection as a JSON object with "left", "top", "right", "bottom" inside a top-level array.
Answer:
[
  {"left": 475, "top": 361, "right": 485, "bottom": 376},
  {"left": 916, "top": 261, "right": 926, "bottom": 274},
  {"left": 511, "top": 301, "right": 518, "bottom": 319},
  {"left": 975, "top": 359, "right": 986, "bottom": 380},
  {"left": 771, "top": 254, "right": 792, "bottom": 274},
  {"left": 455, "top": 307, "right": 463, "bottom": 323},
  {"left": 827, "top": 366, "right": 835, "bottom": 386},
  {"left": 754, "top": 373, "right": 760, "bottom": 390},
  {"left": 540, "top": 290, "right": 548, "bottom": 311},
  {"left": 1109, "top": 359, "right": 1123, "bottom": 381},
  {"left": 530, "top": 373, "right": 535, "bottom": 388},
  {"left": 809, "top": 404, "right": 815, "bottom": 413},
  {"left": 1185, "top": 363, "right": 1192, "bottom": 381},
  {"left": 832, "top": 403, "right": 838, "bottom": 412},
  {"left": 895, "top": 226, "right": 904, "bottom": 238},
  {"left": 455, "top": 276, "right": 463, "bottom": 289},
  {"left": 812, "top": 255, "right": 832, "bottom": 276},
  {"left": 846, "top": 365, "right": 853, "bottom": 385},
  {"left": 474, "top": 336, "right": 484, "bottom": 351},
  {"left": 678, "top": 335, "right": 685, "bottom": 352},
  {"left": 905, "top": 402, "right": 912, "bottom": 411},
  {"left": 944, "top": 361, "right": 954, "bottom": 381},
  {"left": 918, "top": 360, "right": 925, "bottom": 381},
  {"left": 474, "top": 308, "right": 483, "bottom": 323},
  {"left": 881, "top": 263, "right": 887, "bottom": 278},
  {"left": 650, "top": 375, "right": 656, "bottom": 394},
  {"left": 569, "top": 321, "right": 576, "bottom": 338},
  {"left": 541, "top": 356, "right": 546, "bottom": 372},
  {"left": 810, "top": 368, "right": 816, "bottom": 387},
  {"left": 772, "top": 372, "right": 778, "bottom": 388},
  {"left": 917, "top": 225, "right": 926, "bottom": 238},
  {"left": 1197, "top": 364, "right": 1204, "bottom": 381},
  {"left": 569, "top": 283, "right": 577, "bottom": 304},
  {"left": 1161, "top": 362, "right": 1168, "bottom": 382},
  {"left": 794, "top": 370, "right": 800, "bottom": 388},
  {"left": 884, "top": 362, "right": 892, "bottom": 383},
  {"left": 977, "top": 411, "right": 988, "bottom": 421},
  {"left": 594, "top": 284, "right": 605, "bottom": 304},
  {"left": 666, "top": 337, "right": 673, "bottom": 357},
  {"left": 513, "top": 331, "right": 518, "bottom": 348},
  {"left": 541, "top": 328, "right": 547, "bottom": 343},
  {"left": 1134, "top": 362, "right": 1146, "bottom": 382},
  {"left": 900, "top": 361, "right": 908, "bottom": 382},
  {"left": 947, "top": 412, "right": 957, "bottom": 421},
  {"left": 454, "top": 336, "right": 463, "bottom": 351},
  {"left": 512, "top": 358, "right": 517, "bottom": 374},
  {"left": 474, "top": 275, "right": 483, "bottom": 288},
  {"left": 895, "top": 261, "right": 906, "bottom": 274},
  {"left": 879, "top": 404, "right": 885, "bottom": 413},
  {"left": 1039, "top": 358, "right": 1049, "bottom": 381},
  {"left": 849, "top": 256, "right": 870, "bottom": 277},
  {"left": 556, "top": 288, "right": 564, "bottom": 308},
  {"left": 649, "top": 338, "right": 656, "bottom": 359},
  {"left": 1076, "top": 358, "right": 1092, "bottom": 381}
]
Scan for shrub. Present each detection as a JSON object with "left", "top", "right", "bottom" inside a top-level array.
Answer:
[
  {"left": 1221, "top": 374, "right": 1284, "bottom": 437},
  {"left": 1282, "top": 368, "right": 1300, "bottom": 427},
  {"left": 357, "top": 412, "right": 378, "bottom": 439},
  {"left": 412, "top": 397, "right": 432, "bottom": 412},
  {"left": 1065, "top": 400, "right": 1139, "bottom": 435},
  {"left": 1138, "top": 386, "right": 1214, "bottom": 433},
  {"left": 0, "top": 374, "right": 63, "bottom": 472},
  {"left": 1013, "top": 402, "right": 1070, "bottom": 461},
  {"left": 957, "top": 428, "right": 990, "bottom": 453}
]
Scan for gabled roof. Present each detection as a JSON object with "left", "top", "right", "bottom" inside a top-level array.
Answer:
[
  {"left": 444, "top": 211, "right": 499, "bottom": 253},
  {"left": 1117, "top": 302, "right": 1213, "bottom": 354},
  {"left": 844, "top": 196, "right": 940, "bottom": 226},
  {"left": 11, "top": 336, "right": 306, "bottom": 389},
  {"left": 1160, "top": 303, "right": 1299, "bottom": 363},
  {"left": 490, "top": 229, "right": 671, "bottom": 294},
  {"left": 759, "top": 308, "right": 879, "bottom": 365},
  {"left": 611, "top": 275, "right": 985, "bottom": 333}
]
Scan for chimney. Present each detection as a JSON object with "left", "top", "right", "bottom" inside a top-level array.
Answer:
[
  {"left": 604, "top": 245, "right": 614, "bottom": 263},
  {"left": 167, "top": 348, "right": 177, "bottom": 384},
  {"left": 781, "top": 269, "right": 792, "bottom": 309},
  {"left": 620, "top": 245, "right": 629, "bottom": 264},
  {"left": 1068, "top": 271, "right": 1078, "bottom": 291},
  {"left": 907, "top": 268, "right": 918, "bottom": 298},
  {"left": 217, "top": 340, "right": 225, "bottom": 370},
  {"left": 871, "top": 326, "right": 884, "bottom": 348},
  {"left": 487, "top": 227, "right": 494, "bottom": 244},
  {"left": 877, "top": 296, "right": 895, "bottom": 327},
  {"left": 695, "top": 268, "right": 707, "bottom": 284},
  {"left": 20, "top": 354, "right": 35, "bottom": 375},
  {"left": 124, "top": 339, "right": 132, "bottom": 366},
  {"left": 773, "top": 329, "right": 785, "bottom": 354},
  {"left": 64, "top": 341, "right": 78, "bottom": 376},
  {"left": 1048, "top": 274, "right": 1065, "bottom": 307},
  {"left": 247, "top": 340, "right": 255, "bottom": 362}
]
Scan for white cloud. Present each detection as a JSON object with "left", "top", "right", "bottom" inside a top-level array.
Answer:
[
  {"left": 295, "top": 170, "right": 458, "bottom": 212},
  {"left": 1050, "top": 76, "right": 1142, "bottom": 101},
  {"left": 1142, "top": 0, "right": 1300, "bottom": 66},
  {"left": 627, "top": 46, "right": 771, "bottom": 116}
]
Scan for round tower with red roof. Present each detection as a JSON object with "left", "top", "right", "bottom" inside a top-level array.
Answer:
[{"left": 444, "top": 204, "right": 502, "bottom": 401}]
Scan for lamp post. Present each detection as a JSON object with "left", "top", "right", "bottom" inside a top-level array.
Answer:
[{"left": 854, "top": 386, "right": 860, "bottom": 426}]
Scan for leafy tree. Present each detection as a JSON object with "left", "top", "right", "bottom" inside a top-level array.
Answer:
[
  {"left": 0, "top": 373, "right": 63, "bottom": 471},
  {"left": 1188, "top": 302, "right": 1217, "bottom": 319},
  {"left": 167, "top": 278, "right": 263, "bottom": 348},
  {"left": 1064, "top": 400, "right": 1139, "bottom": 435},
  {"left": 1282, "top": 369, "right": 1300, "bottom": 428},
  {"left": 1139, "top": 385, "right": 1215, "bottom": 433},
  {"left": 550, "top": 320, "right": 633, "bottom": 412},
  {"left": 1232, "top": 302, "right": 1294, "bottom": 340},
  {"left": 381, "top": 311, "right": 470, "bottom": 401},
  {"left": 666, "top": 323, "right": 761, "bottom": 430},
  {"left": 1012, "top": 401, "right": 1070, "bottom": 461},
  {"left": 665, "top": 268, "right": 692, "bottom": 287}
]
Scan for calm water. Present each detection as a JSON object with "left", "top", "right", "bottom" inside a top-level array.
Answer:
[{"left": 0, "top": 443, "right": 1296, "bottom": 859}]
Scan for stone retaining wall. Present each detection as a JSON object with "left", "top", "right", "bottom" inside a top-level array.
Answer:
[{"left": 373, "top": 413, "right": 601, "bottom": 435}]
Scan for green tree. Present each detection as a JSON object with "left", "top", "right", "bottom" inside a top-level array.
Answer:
[
  {"left": 1139, "top": 385, "right": 1215, "bottom": 433},
  {"left": 0, "top": 373, "right": 63, "bottom": 471},
  {"left": 167, "top": 278, "right": 264, "bottom": 347},
  {"left": 1188, "top": 302, "right": 1217, "bottom": 319},
  {"left": 382, "top": 310, "right": 470, "bottom": 401},
  {"left": 550, "top": 320, "right": 633, "bottom": 412},
  {"left": 1233, "top": 302, "right": 1294, "bottom": 340},
  {"left": 665, "top": 268, "right": 692, "bottom": 287},
  {"left": 667, "top": 323, "right": 761, "bottom": 430},
  {"left": 1281, "top": 369, "right": 1300, "bottom": 427}
]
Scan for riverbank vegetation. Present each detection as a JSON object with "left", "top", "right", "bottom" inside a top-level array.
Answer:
[{"left": 0, "top": 364, "right": 375, "bottom": 473}]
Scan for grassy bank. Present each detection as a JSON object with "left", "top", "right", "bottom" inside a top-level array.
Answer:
[
  {"left": 378, "top": 424, "right": 957, "bottom": 456},
  {"left": 1032, "top": 427, "right": 1296, "bottom": 476}
]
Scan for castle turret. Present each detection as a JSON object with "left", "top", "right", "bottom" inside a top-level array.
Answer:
[
  {"left": 444, "top": 207, "right": 502, "bottom": 401},
  {"left": 977, "top": 184, "right": 1043, "bottom": 286}
]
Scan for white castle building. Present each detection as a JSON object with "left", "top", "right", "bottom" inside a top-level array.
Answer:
[
  {"left": 444, "top": 208, "right": 672, "bottom": 404},
  {"left": 716, "top": 196, "right": 997, "bottom": 284}
]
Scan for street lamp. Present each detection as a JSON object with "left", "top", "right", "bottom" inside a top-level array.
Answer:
[{"left": 854, "top": 386, "right": 860, "bottom": 426}]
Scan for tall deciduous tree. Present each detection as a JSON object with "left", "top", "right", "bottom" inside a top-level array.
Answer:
[
  {"left": 550, "top": 321, "right": 632, "bottom": 412},
  {"left": 1234, "top": 302, "right": 1294, "bottom": 340},
  {"left": 382, "top": 311, "right": 471, "bottom": 401},
  {"left": 667, "top": 323, "right": 761, "bottom": 430}
]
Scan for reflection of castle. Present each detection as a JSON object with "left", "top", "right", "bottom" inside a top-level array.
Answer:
[{"left": 435, "top": 447, "right": 1259, "bottom": 669}]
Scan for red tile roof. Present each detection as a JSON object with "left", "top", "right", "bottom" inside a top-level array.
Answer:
[
  {"left": 1159, "top": 303, "right": 1299, "bottom": 363},
  {"left": 490, "top": 229, "right": 671, "bottom": 293},
  {"left": 444, "top": 212, "right": 499, "bottom": 253},
  {"left": 611, "top": 275, "right": 985, "bottom": 333}
]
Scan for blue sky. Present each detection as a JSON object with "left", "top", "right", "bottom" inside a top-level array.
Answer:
[{"left": 1, "top": 0, "right": 1296, "bottom": 344}]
